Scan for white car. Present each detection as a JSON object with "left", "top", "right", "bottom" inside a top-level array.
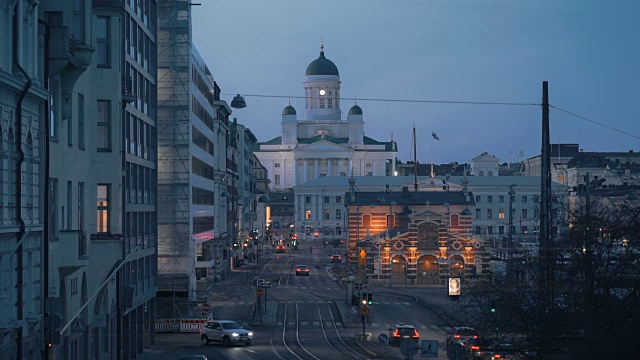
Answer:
[{"left": 200, "top": 320, "right": 253, "bottom": 346}]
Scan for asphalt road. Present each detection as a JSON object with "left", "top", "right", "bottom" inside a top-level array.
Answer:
[{"left": 141, "top": 241, "right": 453, "bottom": 359}]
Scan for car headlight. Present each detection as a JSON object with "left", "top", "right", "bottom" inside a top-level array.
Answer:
[
  {"left": 248, "top": 332, "right": 253, "bottom": 336},
  {"left": 231, "top": 333, "right": 239, "bottom": 337}
]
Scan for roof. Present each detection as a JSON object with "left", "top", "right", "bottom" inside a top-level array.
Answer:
[
  {"left": 305, "top": 50, "right": 339, "bottom": 76},
  {"left": 344, "top": 189, "right": 473, "bottom": 207},
  {"left": 282, "top": 105, "right": 296, "bottom": 115},
  {"left": 348, "top": 104, "right": 363, "bottom": 115},
  {"left": 298, "top": 176, "right": 431, "bottom": 188},
  {"left": 256, "top": 135, "right": 396, "bottom": 151}
]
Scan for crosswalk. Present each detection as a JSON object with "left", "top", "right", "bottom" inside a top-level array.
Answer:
[
  {"left": 211, "top": 300, "right": 417, "bottom": 306},
  {"left": 277, "top": 321, "right": 343, "bottom": 326}
]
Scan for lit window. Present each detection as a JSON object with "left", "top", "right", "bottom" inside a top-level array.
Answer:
[
  {"left": 97, "top": 184, "right": 110, "bottom": 233},
  {"left": 305, "top": 210, "right": 311, "bottom": 220}
]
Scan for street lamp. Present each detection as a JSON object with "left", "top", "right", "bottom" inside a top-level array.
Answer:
[{"left": 257, "top": 195, "right": 270, "bottom": 267}]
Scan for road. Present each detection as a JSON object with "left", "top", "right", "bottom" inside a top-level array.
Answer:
[{"left": 141, "top": 241, "right": 455, "bottom": 359}]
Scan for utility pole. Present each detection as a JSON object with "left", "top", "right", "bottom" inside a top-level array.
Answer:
[{"left": 539, "top": 81, "right": 554, "bottom": 353}]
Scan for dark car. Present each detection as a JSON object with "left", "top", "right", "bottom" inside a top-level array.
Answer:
[
  {"left": 388, "top": 324, "right": 420, "bottom": 346},
  {"left": 446, "top": 326, "right": 479, "bottom": 346},
  {"left": 462, "top": 338, "right": 494, "bottom": 360},
  {"left": 481, "top": 343, "right": 524, "bottom": 360},
  {"left": 295, "top": 265, "right": 310, "bottom": 276},
  {"left": 330, "top": 254, "right": 342, "bottom": 263}
]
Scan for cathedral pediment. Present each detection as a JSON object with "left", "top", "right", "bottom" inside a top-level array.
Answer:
[{"left": 295, "top": 139, "right": 352, "bottom": 152}]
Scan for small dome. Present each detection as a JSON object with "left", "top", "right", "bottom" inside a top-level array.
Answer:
[
  {"left": 348, "top": 104, "right": 363, "bottom": 115},
  {"left": 305, "top": 50, "right": 339, "bottom": 76},
  {"left": 461, "top": 208, "right": 472, "bottom": 216},
  {"left": 282, "top": 105, "right": 296, "bottom": 115}
]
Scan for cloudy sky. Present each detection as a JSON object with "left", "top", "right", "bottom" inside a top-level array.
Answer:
[{"left": 191, "top": 0, "right": 639, "bottom": 164}]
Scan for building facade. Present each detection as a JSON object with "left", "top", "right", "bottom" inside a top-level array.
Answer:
[
  {"left": 254, "top": 43, "right": 397, "bottom": 190},
  {"left": 0, "top": 1, "right": 49, "bottom": 358},
  {"left": 157, "top": 2, "right": 232, "bottom": 303}
]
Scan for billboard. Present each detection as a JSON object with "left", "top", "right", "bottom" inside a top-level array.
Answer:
[{"left": 448, "top": 277, "right": 461, "bottom": 296}]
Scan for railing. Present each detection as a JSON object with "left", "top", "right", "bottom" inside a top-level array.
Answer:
[{"left": 78, "top": 231, "right": 87, "bottom": 258}]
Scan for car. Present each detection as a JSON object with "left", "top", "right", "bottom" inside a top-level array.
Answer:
[
  {"left": 275, "top": 244, "right": 287, "bottom": 253},
  {"left": 295, "top": 265, "right": 310, "bottom": 276},
  {"left": 330, "top": 254, "right": 342, "bottom": 263},
  {"left": 328, "top": 239, "right": 345, "bottom": 247},
  {"left": 388, "top": 324, "right": 420, "bottom": 346},
  {"left": 200, "top": 320, "right": 253, "bottom": 346},
  {"left": 446, "top": 326, "right": 479, "bottom": 346},
  {"left": 178, "top": 356, "right": 208, "bottom": 360},
  {"left": 481, "top": 343, "right": 524, "bottom": 360},
  {"left": 461, "top": 338, "right": 494, "bottom": 360}
]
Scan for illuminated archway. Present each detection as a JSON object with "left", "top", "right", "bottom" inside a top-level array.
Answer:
[
  {"left": 391, "top": 255, "right": 407, "bottom": 285},
  {"left": 416, "top": 255, "right": 440, "bottom": 285}
]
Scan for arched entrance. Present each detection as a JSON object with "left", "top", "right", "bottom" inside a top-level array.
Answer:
[
  {"left": 416, "top": 255, "right": 440, "bottom": 285},
  {"left": 450, "top": 255, "right": 465, "bottom": 278},
  {"left": 391, "top": 255, "right": 407, "bottom": 285}
]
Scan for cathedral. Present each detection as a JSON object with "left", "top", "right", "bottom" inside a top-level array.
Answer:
[{"left": 254, "top": 42, "right": 398, "bottom": 190}]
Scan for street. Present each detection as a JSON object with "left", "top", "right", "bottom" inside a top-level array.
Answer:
[{"left": 140, "top": 241, "right": 459, "bottom": 359}]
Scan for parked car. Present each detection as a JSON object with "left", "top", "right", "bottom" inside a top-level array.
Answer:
[
  {"left": 296, "top": 265, "right": 310, "bottom": 276},
  {"left": 200, "top": 320, "right": 253, "bottom": 346},
  {"left": 388, "top": 324, "right": 420, "bottom": 346}
]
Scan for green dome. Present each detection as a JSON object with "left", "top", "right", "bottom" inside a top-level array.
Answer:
[
  {"left": 348, "top": 104, "right": 363, "bottom": 115},
  {"left": 305, "top": 51, "right": 339, "bottom": 76},
  {"left": 282, "top": 105, "right": 296, "bottom": 115}
]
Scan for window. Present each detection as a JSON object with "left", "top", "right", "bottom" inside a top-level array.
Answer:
[
  {"left": 96, "top": 16, "right": 110, "bottom": 66},
  {"left": 487, "top": 226, "right": 493, "bottom": 235},
  {"left": 97, "top": 100, "right": 111, "bottom": 150},
  {"left": 366, "top": 163, "right": 371, "bottom": 168},
  {"left": 328, "top": 98, "right": 333, "bottom": 108},
  {"left": 192, "top": 126, "right": 214, "bottom": 155},
  {"left": 475, "top": 209, "right": 481, "bottom": 219},
  {"left": 487, "top": 196, "right": 493, "bottom": 203},
  {"left": 487, "top": 209, "right": 493, "bottom": 219},
  {"left": 336, "top": 196, "right": 341, "bottom": 203},
  {"left": 366, "top": 172, "right": 373, "bottom": 176},
  {"left": 73, "top": 0, "right": 85, "bottom": 43},
  {"left": 274, "top": 162, "right": 280, "bottom": 168},
  {"left": 305, "top": 196, "right": 311, "bottom": 204},
  {"left": 534, "top": 208, "right": 539, "bottom": 219},
  {"left": 498, "top": 226, "right": 504, "bottom": 234},
  {"left": 274, "top": 174, "right": 280, "bottom": 186},
  {"left": 474, "top": 226, "right": 481, "bottom": 235},
  {"left": 533, "top": 195, "right": 539, "bottom": 203},
  {"left": 66, "top": 181, "right": 72, "bottom": 230},
  {"left": 479, "top": 171, "right": 484, "bottom": 176},
  {"left": 522, "top": 226, "right": 528, "bottom": 234},
  {"left": 362, "top": 214, "right": 371, "bottom": 228},
  {"left": 324, "top": 196, "right": 330, "bottom": 203},
  {"left": 521, "top": 196, "right": 527, "bottom": 203},
  {"left": 336, "top": 209, "right": 341, "bottom": 219},
  {"left": 78, "top": 93, "right": 84, "bottom": 149},
  {"left": 191, "top": 156, "right": 214, "bottom": 180},
  {"left": 336, "top": 226, "right": 341, "bottom": 235},
  {"left": 319, "top": 98, "right": 325, "bottom": 108},
  {"left": 475, "top": 195, "right": 481, "bottom": 203},
  {"left": 193, "top": 216, "right": 214, "bottom": 234},
  {"left": 192, "top": 187, "right": 214, "bottom": 205},
  {"left": 305, "top": 210, "right": 311, "bottom": 220},
  {"left": 78, "top": 182, "right": 84, "bottom": 231},
  {"left": 498, "top": 209, "right": 505, "bottom": 219},
  {"left": 522, "top": 209, "right": 528, "bottom": 219},
  {"left": 498, "top": 195, "right": 504, "bottom": 202},
  {"left": 97, "top": 184, "right": 110, "bottom": 233},
  {"left": 50, "top": 80, "right": 57, "bottom": 139},
  {"left": 324, "top": 209, "right": 330, "bottom": 220}
]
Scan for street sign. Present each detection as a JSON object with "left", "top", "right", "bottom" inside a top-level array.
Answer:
[
  {"left": 70, "top": 318, "right": 84, "bottom": 332},
  {"left": 350, "top": 306, "right": 358, "bottom": 315},
  {"left": 400, "top": 340, "right": 419, "bottom": 357},
  {"left": 256, "top": 289, "right": 265, "bottom": 296},
  {"left": 421, "top": 340, "right": 438, "bottom": 357},
  {"left": 360, "top": 305, "right": 369, "bottom": 316},
  {"left": 378, "top": 333, "right": 389, "bottom": 345}
]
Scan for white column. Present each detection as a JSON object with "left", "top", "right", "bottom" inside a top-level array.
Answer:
[
  {"left": 337, "top": 158, "right": 343, "bottom": 176},
  {"left": 316, "top": 194, "right": 321, "bottom": 221},
  {"left": 348, "top": 158, "right": 353, "bottom": 176},
  {"left": 282, "top": 158, "right": 286, "bottom": 188},
  {"left": 293, "top": 159, "right": 298, "bottom": 186},
  {"left": 314, "top": 159, "right": 319, "bottom": 179},
  {"left": 327, "top": 158, "right": 332, "bottom": 176},
  {"left": 391, "top": 157, "right": 396, "bottom": 176},
  {"left": 304, "top": 159, "right": 309, "bottom": 183}
]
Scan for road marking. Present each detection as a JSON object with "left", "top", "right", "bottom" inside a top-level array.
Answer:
[
  {"left": 444, "top": 327, "right": 453, "bottom": 331},
  {"left": 301, "top": 321, "right": 308, "bottom": 325},
  {"left": 403, "top": 302, "right": 411, "bottom": 305},
  {"left": 372, "top": 323, "right": 378, "bottom": 327},
  {"left": 382, "top": 302, "right": 390, "bottom": 305},
  {"left": 313, "top": 321, "right": 319, "bottom": 326},
  {"left": 288, "top": 322, "right": 295, "bottom": 326},
  {"left": 430, "top": 325, "right": 439, "bottom": 330},
  {"left": 277, "top": 322, "right": 283, "bottom": 325},
  {"left": 335, "top": 322, "right": 342, "bottom": 326},
  {"left": 308, "top": 301, "right": 314, "bottom": 304},
  {"left": 420, "top": 325, "right": 427, "bottom": 329},
  {"left": 325, "top": 321, "right": 333, "bottom": 326}
]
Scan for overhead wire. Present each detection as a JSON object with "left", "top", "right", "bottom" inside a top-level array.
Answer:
[{"left": 549, "top": 105, "right": 640, "bottom": 141}]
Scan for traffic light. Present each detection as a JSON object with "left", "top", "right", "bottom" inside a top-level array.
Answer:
[
  {"left": 490, "top": 301, "right": 496, "bottom": 313},
  {"left": 366, "top": 292, "right": 373, "bottom": 305},
  {"left": 361, "top": 293, "right": 367, "bottom": 305}
]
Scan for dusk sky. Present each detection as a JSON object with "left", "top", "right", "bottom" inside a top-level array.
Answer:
[{"left": 191, "top": 0, "right": 640, "bottom": 165}]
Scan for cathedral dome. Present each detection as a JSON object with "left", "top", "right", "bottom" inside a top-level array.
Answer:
[
  {"left": 305, "top": 50, "right": 339, "bottom": 76},
  {"left": 348, "top": 104, "right": 363, "bottom": 115},
  {"left": 282, "top": 104, "right": 297, "bottom": 115}
]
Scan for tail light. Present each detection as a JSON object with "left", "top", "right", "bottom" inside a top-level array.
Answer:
[
  {"left": 393, "top": 330, "right": 401, "bottom": 338},
  {"left": 199, "top": 328, "right": 202, "bottom": 333},
  {"left": 454, "top": 334, "right": 461, "bottom": 339},
  {"left": 412, "top": 330, "right": 420, "bottom": 338},
  {"left": 494, "top": 355, "right": 501, "bottom": 359},
  {"left": 471, "top": 345, "right": 480, "bottom": 351},
  {"left": 473, "top": 335, "right": 479, "bottom": 339}
]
